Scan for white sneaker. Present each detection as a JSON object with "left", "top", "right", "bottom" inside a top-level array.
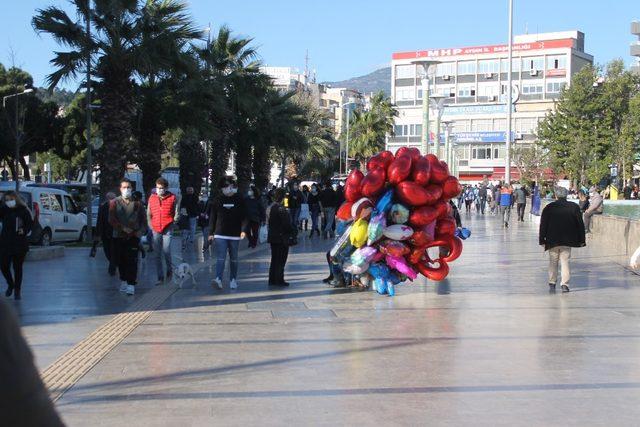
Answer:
[
  {"left": 126, "top": 285, "right": 135, "bottom": 295},
  {"left": 230, "top": 279, "right": 238, "bottom": 290},
  {"left": 119, "top": 282, "right": 128, "bottom": 293},
  {"left": 212, "top": 277, "right": 223, "bottom": 289}
]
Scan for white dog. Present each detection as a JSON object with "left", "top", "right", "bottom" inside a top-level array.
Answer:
[{"left": 173, "top": 262, "right": 196, "bottom": 288}]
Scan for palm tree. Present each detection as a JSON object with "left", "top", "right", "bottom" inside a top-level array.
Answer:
[
  {"left": 348, "top": 91, "right": 397, "bottom": 163},
  {"left": 33, "top": 0, "right": 200, "bottom": 196}
]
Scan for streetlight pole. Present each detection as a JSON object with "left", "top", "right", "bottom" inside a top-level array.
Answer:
[
  {"left": 85, "top": 0, "right": 93, "bottom": 241},
  {"left": 505, "top": 0, "right": 514, "bottom": 184},
  {"left": 341, "top": 101, "right": 357, "bottom": 173},
  {"left": 411, "top": 60, "right": 440, "bottom": 155},
  {"left": 204, "top": 23, "right": 211, "bottom": 197},
  {"left": 442, "top": 120, "right": 454, "bottom": 166},
  {"left": 3, "top": 86, "right": 34, "bottom": 191},
  {"left": 430, "top": 94, "right": 447, "bottom": 158}
]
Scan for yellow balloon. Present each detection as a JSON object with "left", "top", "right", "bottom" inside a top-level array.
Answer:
[{"left": 349, "top": 218, "right": 369, "bottom": 248}]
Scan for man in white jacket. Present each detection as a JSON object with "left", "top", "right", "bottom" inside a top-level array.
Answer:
[{"left": 583, "top": 186, "right": 603, "bottom": 233}]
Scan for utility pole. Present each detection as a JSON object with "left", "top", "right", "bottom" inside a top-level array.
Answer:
[
  {"left": 505, "top": 0, "right": 514, "bottom": 184},
  {"left": 85, "top": 0, "right": 93, "bottom": 241}
]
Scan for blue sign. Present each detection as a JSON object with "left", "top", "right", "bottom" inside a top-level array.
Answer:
[
  {"left": 442, "top": 104, "right": 515, "bottom": 116},
  {"left": 452, "top": 131, "right": 515, "bottom": 143}
]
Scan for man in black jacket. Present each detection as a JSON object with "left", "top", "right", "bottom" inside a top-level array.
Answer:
[
  {"left": 268, "top": 188, "right": 296, "bottom": 286},
  {"left": 539, "top": 187, "right": 586, "bottom": 292},
  {"left": 96, "top": 192, "right": 116, "bottom": 275}
]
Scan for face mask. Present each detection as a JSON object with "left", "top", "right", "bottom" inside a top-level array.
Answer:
[
  {"left": 5, "top": 200, "right": 16, "bottom": 208},
  {"left": 156, "top": 188, "right": 165, "bottom": 196},
  {"left": 293, "top": 186, "right": 299, "bottom": 191},
  {"left": 222, "top": 186, "right": 236, "bottom": 196},
  {"left": 247, "top": 191, "right": 254, "bottom": 197},
  {"left": 332, "top": 184, "right": 338, "bottom": 190},
  {"left": 311, "top": 188, "right": 317, "bottom": 194},
  {"left": 122, "top": 188, "right": 132, "bottom": 199}
]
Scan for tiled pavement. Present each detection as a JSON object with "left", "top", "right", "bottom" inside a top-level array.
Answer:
[{"left": 7, "top": 212, "right": 640, "bottom": 426}]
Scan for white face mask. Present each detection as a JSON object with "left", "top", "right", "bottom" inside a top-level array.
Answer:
[
  {"left": 222, "top": 186, "right": 237, "bottom": 196},
  {"left": 311, "top": 188, "right": 317, "bottom": 194},
  {"left": 122, "top": 188, "right": 132, "bottom": 199},
  {"left": 5, "top": 200, "right": 16, "bottom": 208},
  {"left": 247, "top": 191, "right": 254, "bottom": 197}
]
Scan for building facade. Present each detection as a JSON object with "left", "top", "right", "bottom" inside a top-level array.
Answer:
[
  {"left": 260, "top": 66, "right": 309, "bottom": 92},
  {"left": 388, "top": 31, "right": 593, "bottom": 182},
  {"left": 632, "top": 21, "right": 640, "bottom": 75}
]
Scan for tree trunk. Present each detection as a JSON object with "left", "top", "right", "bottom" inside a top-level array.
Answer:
[
  {"left": 235, "top": 137, "right": 252, "bottom": 194},
  {"left": 19, "top": 156, "right": 30, "bottom": 180},
  {"left": 252, "top": 140, "right": 270, "bottom": 192},
  {"left": 178, "top": 128, "right": 205, "bottom": 196},
  {"left": 209, "top": 136, "right": 230, "bottom": 198}
]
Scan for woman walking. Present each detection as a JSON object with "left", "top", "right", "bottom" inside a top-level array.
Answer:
[
  {"left": 245, "top": 185, "right": 266, "bottom": 249},
  {"left": 307, "top": 183, "right": 322, "bottom": 237},
  {"left": 268, "top": 188, "right": 296, "bottom": 287},
  {"left": 0, "top": 192, "right": 33, "bottom": 300}
]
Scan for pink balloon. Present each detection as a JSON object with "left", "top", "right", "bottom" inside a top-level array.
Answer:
[{"left": 385, "top": 255, "right": 418, "bottom": 280}]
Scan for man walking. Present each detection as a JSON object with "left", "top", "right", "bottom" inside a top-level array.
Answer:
[
  {"left": 514, "top": 185, "right": 527, "bottom": 222},
  {"left": 583, "top": 185, "right": 603, "bottom": 233},
  {"left": 96, "top": 192, "right": 116, "bottom": 275},
  {"left": 108, "top": 179, "right": 147, "bottom": 295},
  {"left": 147, "top": 178, "right": 180, "bottom": 284},
  {"left": 477, "top": 183, "right": 487, "bottom": 215},
  {"left": 539, "top": 186, "right": 586, "bottom": 293},
  {"left": 319, "top": 181, "right": 337, "bottom": 239},
  {"left": 180, "top": 186, "right": 199, "bottom": 249},
  {"left": 498, "top": 183, "right": 514, "bottom": 228}
]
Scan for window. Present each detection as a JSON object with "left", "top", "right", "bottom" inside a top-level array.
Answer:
[
  {"left": 522, "top": 83, "right": 543, "bottom": 95},
  {"left": 522, "top": 56, "right": 545, "bottom": 72},
  {"left": 500, "top": 58, "right": 521, "bottom": 72},
  {"left": 472, "top": 146, "right": 492, "bottom": 160},
  {"left": 494, "top": 118, "right": 506, "bottom": 129},
  {"left": 471, "top": 119, "right": 492, "bottom": 132},
  {"left": 457, "top": 60, "right": 476, "bottom": 75},
  {"left": 435, "top": 86, "right": 456, "bottom": 97},
  {"left": 478, "top": 84, "right": 499, "bottom": 97},
  {"left": 436, "top": 62, "right": 456, "bottom": 77},
  {"left": 546, "top": 55, "right": 567, "bottom": 70},
  {"left": 64, "top": 195, "right": 78, "bottom": 214},
  {"left": 478, "top": 59, "right": 500, "bottom": 74},
  {"left": 546, "top": 80, "right": 566, "bottom": 93},
  {"left": 395, "top": 124, "right": 421, "bottom": 136},
  {"left": 395, "top": 64, "right": 416, "bottom": 79},
  {"left": 48, "top": 194, "right": 63, "bottom": 212},
  {"left": 515, "top": 117, "right": 538, "bottom": 134},
  {"left": 395, "top": 87, "right": 414, "bottom": 101},
  {"left": 458, "top": 85, "right": 476, "bottom": 97},
  {"left": 39, "top": 193, "right": 51, "bottom": 210},
  {"left": 453, "top": 120, "right": 471, "bottom": 133}
]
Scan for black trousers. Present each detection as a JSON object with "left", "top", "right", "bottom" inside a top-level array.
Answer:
[
  {"left": 113, "top": 237, "right": 140, "bottom": 285},
  {"left": 517, "top": 203, "right": 526, "bottom": 221},
  {"left": 269, "top": 243, "right": 289, "bottom": 285},
  {"left": 1, "top": 252, "right": 26, "bottom": 290}
]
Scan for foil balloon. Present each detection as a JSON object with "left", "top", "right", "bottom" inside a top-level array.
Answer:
[
  {"left": 409, "top": 227, "right": 434, "bottom": 247},
  {"left": 456, "top": 227, "right": 472, "bottom": 240},
  {"left": 442, "top": 176, "right": 462, "bottom": 200},
  {"left": 411, "top": 156, "right": 431, "bottom": 186},
  {"left": 335, "top": 219, "right": 352, "bottom": 237},
  {"left": 409, "top": 206, "right": 439, "bottom": 228},
  {"left": 378, "top": 150, "right": 395, "bottom": 169},
  {"left": 435, "top": 217, "right": 457, "bottom": 238},
  {"left": 344, "top": 261, "right": 370, "bottom": 275},
  {"left": 387, "top": 155, "right": 412, "bottom": 185},
  {"left": 375, "top": 189, "right": 394, "bottom": 214},
  {"left": 385, "top": 255, "right": 418, "bottom": 280},
  {"left": 361, "top": 167, "right": 386, "bottom": 198},
  {"left": 396, "top": 146, "right": 420, "bottom": 162},
  {"left": 329, "top": 224, "right": 353, "bottom": 259},
  {"left": 346, "top": 169, "right": 364, "bottom": 187},
  {"left": 336, "top": 202, "right": 354, "bottom": 220},
  {"left": 408, "top": 245, "right": 427, "bottom": 265},
  {"left": 434, "top": 200, "right": 452, "bottom": 220},
  {"left": 351, "top": 246, "right": 378, "bottom": 265},
  {"left": 390, "top": 203, "right": 410, "bottom": 224},
  {"left": 367, "top": 212, "right": 387, "bottom": 245},
  {"left": 344, "top": 169, "right": 365, "bottom": 202},
  {"left": 359, "top": 273, "right": 372, "bottom": 288},
  {"left": 396, "top": 181, "right": 441, "bottom": 206},
  {"left": 349, "top": 218, "right": 369, "bottom": 248},
  {"left": 382, "top": 224, "right": 414, "bottom": 241},
  {"left": 370, "top": 251, "right": 385, "bottom": 263},
  {"left": 367, "top": 152, "right": 393, "bottom": 172},
  {"left": 378, "top": 240, "right": 411, "bottom": 257},
  {"left": 426, "top": 154, "right": 449, "bottom": 184},
  {"left": 351, "top": 197, "right": 374, "bottom": 219},
  {"left": 441, "top": 236, "right": 463, "bottom": 263},
  {"left": 416, "top": 259, "right": 450, "bottom": 281}
]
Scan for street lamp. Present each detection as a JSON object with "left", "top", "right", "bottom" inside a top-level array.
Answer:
[
  {"left": 505, "top": 0, "right": 514, "bottom": 184},
  {"left": 442, "top": 120, "right": 454, "bottom": 167},
  {"left": 341, "top": 101, "right": 358, "bottom": 173},
  {"left": 3, "top": 84, "right": 35, "bottom": 191},
  {"left": 411, "top": 59, "right": 440, "bottom": 155},
  {"left": 429, "top": 94, "right": 448, "bottom": 158}
]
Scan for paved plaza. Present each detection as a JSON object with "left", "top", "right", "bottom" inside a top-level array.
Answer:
[{"left": 8, "top": 212, "right": 640, "bottom": 426}]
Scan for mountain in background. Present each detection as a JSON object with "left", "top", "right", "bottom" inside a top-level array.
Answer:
[{"left": 322, "top": 66, "right": 391, "bottom": 97}]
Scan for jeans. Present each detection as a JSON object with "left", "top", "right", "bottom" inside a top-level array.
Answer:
[
  {"left": 310, "top": 208, "right": 321, "bottom": 233},
  {"left": 247, "top": 221, "right": 260, "bottom": 248},
  {"left": 113, "top": 237, "right": 140, "bottom": 285},
  {"left": 1, "top": 252, "right": 26, "bottom": 291},
  {"left": 288, "top": 208, "right": 300, "bottom": 229},
  {"left": 214, "top": 238, "right": 239, "bottom": 280},
  {"left": 548, "top": 246, "right": 571, "bottom": 286},
  {"left": 517, "top": 203, "right": 526, "bottom": 221},
  {"left": 499, "top": 205, "right": 511, "bottom": 225},
  {"left": 182, "top": 217, "right": 197, "bottom": 246},
  {"left": 479, "top": 197, "right": 486, "bottom": 214},
  {"left": 323, "top": 207, "right": 336, "bottom": 236},
  {"left": 269, "top": 243, "right": 289, "bottom": 284},
  {"left": 153, "top": 229, "right": 173, "bottom": 279}
]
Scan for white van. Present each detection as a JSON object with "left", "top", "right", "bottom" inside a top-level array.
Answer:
[{"left": 0, "top": 182, "right": 88, "bottom": 246}]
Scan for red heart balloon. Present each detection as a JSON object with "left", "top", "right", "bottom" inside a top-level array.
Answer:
[
  {"left": 366, "top": 155, "right": 386, "bottom": 172},
  {"left": 411, "top": 156, "right": 432, "bottom": 186},
  {"left": 378, "top": 150, "right": 395, "bottom": 169},
  {"left": 440, "top": 161, "right": 450, "bottom": 175},
  {"left": 409, "top": 206, "right": 439, "bottom": 227},
  {"left": 442, "top": 176, "right": 462, "bottom": 200},
  {"left": 336, "top": 202, "right": 354, "bottom": 220},
  {"left": 395, "top": 146, "right": 411, "bottom": 159},
  {"left": 361, "top": 168, "right": 386, "bottom": 198},
  {"left": 346, "top": 169, "right": 364, "bottom": 187},
  {"left": 344, "top": 183, "right": 362, "bottom": 202},
  {"left": 396, "top": 181, "right": 438, "bottom": 206},
  {"left": 406, "top": 147, "right": 421, "bottom": 162},
  {"left": 408, "top": 245, "right": 428, "bottom": 265},
  {"left": 441, "top": 236, "right": 463, "bottom": 263},
  {"left": 387, "top": 155, "right": 413, "bottom": 185},
  {"left": 434, "top": 200, "right": 452, "bottom": 220},
  {"left": 425, "top": 154, "right": 448, "bottom": 184},
  {"left": 423, "top": 184, "right": 444, "bottom": 205},
  {"left": 409, "top": 228, "right": 433, "bottom": 247},
  {"left": 378, "top": 240, "right": 411, "bottom": 257},
  {"left": 416, "top": 259, "right": 449, "bottom": 281},
  {"left": 435, "top": 217, "right": 457, "bottom": 238}
]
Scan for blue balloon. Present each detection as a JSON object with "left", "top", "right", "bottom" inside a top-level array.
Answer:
[
  {"left": 387, "top": 283, "right": 395, "bottom": 296},
  {"left": 336, "top": 219, "right": 353, "bottom": 237},
  {"left": 375, "top": 189, "right": 394, "bottom": 214},
  {"left": 375, "top": 278, "right": 388, "bottom": 295},
  {"left": 455, "top": 227, "right": 472, "bottom": 240}
]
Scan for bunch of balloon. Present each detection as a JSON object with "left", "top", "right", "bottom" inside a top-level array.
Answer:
[{"left": 329, "top": 147, "right": 465, "bottom": 296}]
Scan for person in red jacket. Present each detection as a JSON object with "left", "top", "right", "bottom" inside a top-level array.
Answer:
[{"left": 147, "top": 177, "right": 180, "bottom": 284}]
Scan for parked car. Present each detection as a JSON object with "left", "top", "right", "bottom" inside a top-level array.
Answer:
[
  {"left": 0, "top": 182, "right": 88, "bottom": 246},
  {"left": 27, "top": 183, "right": 99, "bottom": 209}
]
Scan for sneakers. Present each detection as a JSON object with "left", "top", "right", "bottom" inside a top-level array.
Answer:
[
  {"left": 561, "top": 284, "right": 570, "bottom": 293},
  {"left": 212, "top": 277, "right": 223, "bottom": 289},
  {"left": 126, "top": 284, "right": 135, "bottom": 295},
  {"left": 230, "top": 279, "right": 238, "bottom": 290},
  {"left": 119, "top": 282, "right": 128, "bottom": 293}
]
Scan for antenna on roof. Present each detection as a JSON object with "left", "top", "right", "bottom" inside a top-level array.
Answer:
[
  {"left": 525, "top": 22, "right": 528, "bottom": 34},
  {"left": 304, "top": 49, "right": 310, "bottom": 82}
]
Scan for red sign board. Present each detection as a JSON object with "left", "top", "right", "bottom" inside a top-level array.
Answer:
[
  {"left": 545, "top": 68, "right": 567, "bottom": 77},
  {"left": 392, "top": 39, "right": 574, "bottom": 60}
]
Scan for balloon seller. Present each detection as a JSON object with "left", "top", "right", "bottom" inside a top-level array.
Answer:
[{"left": 328, "top": 148, "right": 470, "bottom": 296}]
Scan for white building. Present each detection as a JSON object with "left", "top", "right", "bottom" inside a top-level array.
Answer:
[
  {"left": 388, "top": 31, "right": 593, "bottom": 182},
  {"left": 260, "top": 66, "right": 308, "bottom": 92}
]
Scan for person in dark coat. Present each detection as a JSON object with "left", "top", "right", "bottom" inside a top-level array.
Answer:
[
  {"left": 0, "top": 300, "right": 65, "bottom": 426},
  {"left": 268, "top": 188, "right": 296, "bottom": 287},
  {"left": 245, "top": 185, "right": 266, "bottom": 249},
  {"left": 96, "top": 192, "right": 117, "bottom": 274},
  {"left": 180, "top": 186, "right": 199, "bottom": 249},
  {"left": 0, "top": 192, "right": 33, "bottom": 300},
  {"left": 539, "top": 186, "right": 586, "bottom": 293}
]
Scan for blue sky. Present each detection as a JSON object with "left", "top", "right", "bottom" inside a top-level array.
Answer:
[{"left": 1, "top": 0, "right": 638, "bottom": 89}]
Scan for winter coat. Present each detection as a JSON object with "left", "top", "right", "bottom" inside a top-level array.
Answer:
[
  {"left": 539, "top": 199, "right": 586, "bottom": 250},
  {"left": 0, "top": 205, "right": 33, "bottom": 256},
  {"left": 267, "top": 202, "right": 295, "bottom": 245},
  {"left": 245, "top": 196, "right": 266, "bottom": 223}
]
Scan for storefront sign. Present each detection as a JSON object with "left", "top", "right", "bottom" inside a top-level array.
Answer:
[
  {"left": 442, "top": 104, "right": 515, "bottom": 116},
  {"left": 452, "top": 131, "right": 515, "bottom": 143},
  {"left": 545, "top": 68, "right": 567, "bottom": 77}
]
